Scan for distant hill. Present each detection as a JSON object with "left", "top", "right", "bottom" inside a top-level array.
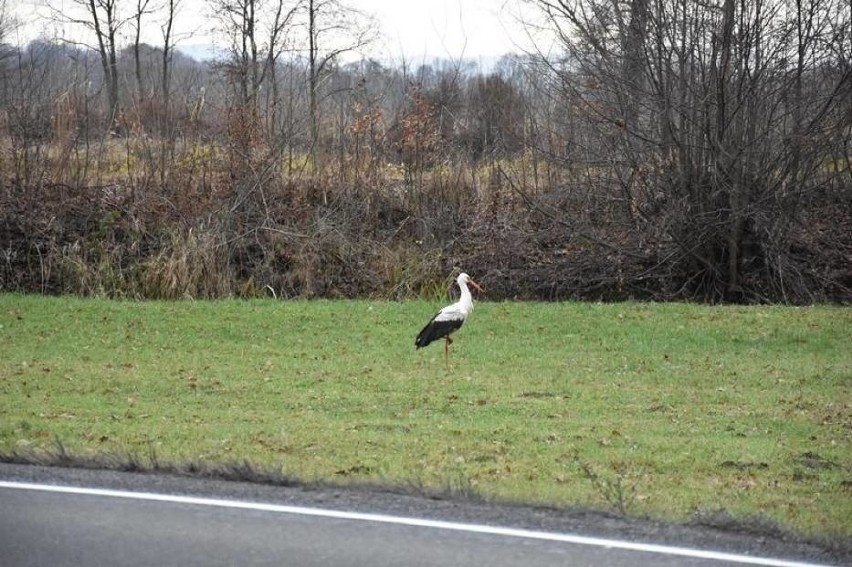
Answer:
[{"left": 175, "top": 42, "right": 507, "bottom": 73}]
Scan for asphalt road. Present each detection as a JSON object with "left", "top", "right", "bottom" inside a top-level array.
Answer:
[{"left": 0, "top": 464, "right": 844, "bottom": 567}]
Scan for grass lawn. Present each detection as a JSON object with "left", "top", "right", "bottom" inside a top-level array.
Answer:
[{"left": 1, "top": 294, "right": 849, "bottom": 537}]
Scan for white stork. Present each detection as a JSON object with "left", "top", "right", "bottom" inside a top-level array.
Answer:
[{"left": 415, "top": 272, "right": 483, "bottom": 365}]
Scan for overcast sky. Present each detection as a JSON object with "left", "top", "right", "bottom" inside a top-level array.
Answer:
[
  {"left": 361, "top": 0, "right": 537, "bottom": 60},
  {"left": 10, "top": 0, "right": 549, "bottom": 61}
]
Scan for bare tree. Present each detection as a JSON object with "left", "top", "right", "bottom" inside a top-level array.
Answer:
[
  {"left": 528, "top": 0, "right": 852, "bottom": 301},
  {"left": 303, "top": 0, "right": 377, "bottom": 167},
  {"left": 263, "top": 0, "right": 300, "bottom": 146},
  {"left": 0, "top": 0, "right": 18, "bottom": 90},
  {"left": 0, "top": 0, "right": 14, "bottom": 44},
  {"left": 130, "top": 0, "right": 155, "bottom": 101},
  {"left": 154, "top": 0, "right": 183, "bottom": 183},
  {"left": 210, "top": 0, "right": 300, "bottom": 143},
  {"left": 49, "top": 0, "right": 130, "bottom": 125},
  {"left": 212, "top": 0, "right": 262, "bottom": 107},
  {"left": 465, "top": 72, "right": 527, "bottom": 157}
]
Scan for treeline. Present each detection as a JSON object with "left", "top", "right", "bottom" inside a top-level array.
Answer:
[{"left": 1, "top": 0, "right": 850, "bottom": 303}]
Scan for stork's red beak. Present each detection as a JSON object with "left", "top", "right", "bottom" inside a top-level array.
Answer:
[{"left": 468, "top": 279, "right": 484, "bottom": 293}]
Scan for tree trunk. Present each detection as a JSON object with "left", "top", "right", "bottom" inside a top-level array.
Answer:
[
  {"left": 621, "top": 0, "right": 648, "bottom": 133},
  {"left": 308, "top": 0, "right": 319, "bottom": 170}
]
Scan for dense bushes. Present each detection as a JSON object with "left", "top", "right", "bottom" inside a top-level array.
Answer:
[{"left": 2, "top": 160, "right": 849, "bottom": 303}]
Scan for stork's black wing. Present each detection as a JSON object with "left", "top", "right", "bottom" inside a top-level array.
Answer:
[{"left": 415, "top": 314, "right": 463, "bottom": 348}]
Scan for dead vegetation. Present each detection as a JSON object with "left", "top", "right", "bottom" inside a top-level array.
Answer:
[
  {"left": 1, "top": 151, "right": 850, "bottom": 302},
  {"left": 2, "top": 0, "right": 851, "bottom": 302}
]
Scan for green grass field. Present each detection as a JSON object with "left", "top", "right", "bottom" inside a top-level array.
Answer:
[{"left": 1, "top": 295, "right": 849, "bottom": 537}]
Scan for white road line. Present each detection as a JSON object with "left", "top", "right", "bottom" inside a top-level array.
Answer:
[{"left": 0, "top": 481, "right": 833, "bottom": 567}]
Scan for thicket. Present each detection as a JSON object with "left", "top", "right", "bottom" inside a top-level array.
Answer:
[{"left": 1, "top": 0, "right": 850, "bottom": 303}]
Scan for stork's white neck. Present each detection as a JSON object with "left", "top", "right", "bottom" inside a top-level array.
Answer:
[{"left": 458, "top": 280, "right": 474, "bottom": 313}]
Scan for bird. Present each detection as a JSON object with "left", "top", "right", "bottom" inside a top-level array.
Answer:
[{"left": 415, "top": 272, "right": 483, "bottom": 367}]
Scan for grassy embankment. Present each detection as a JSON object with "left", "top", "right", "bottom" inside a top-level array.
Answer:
[{"left": 1, "top": 295, "right": 849, "bottom": 537}]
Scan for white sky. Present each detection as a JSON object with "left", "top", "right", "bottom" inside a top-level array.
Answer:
[
  {"left": 9, "top": 0, "right": 547, "bottom": 61},
  {"left": 361, "top": 0, "right": 535, "bottom": 60}
]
